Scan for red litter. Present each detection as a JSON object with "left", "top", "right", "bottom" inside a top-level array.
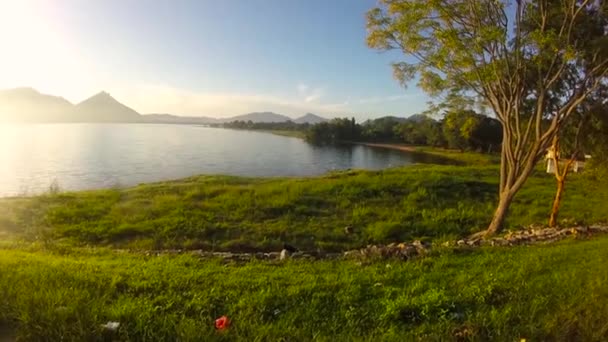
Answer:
[{"left": 215, "top": 316, "right": 230, "bottom": 330}]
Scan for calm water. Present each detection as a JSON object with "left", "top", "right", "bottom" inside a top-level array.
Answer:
[{"left": 0, "top": 124, "right": 446, "bottom": 196}]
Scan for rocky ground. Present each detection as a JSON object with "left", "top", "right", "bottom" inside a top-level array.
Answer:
[{"left": 137, "top": 225, "right": 608, "bottom": 262}]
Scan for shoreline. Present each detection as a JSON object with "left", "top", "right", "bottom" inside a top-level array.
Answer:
[{"left": 351, "top": 142, "right": 420, "bottom": 152}]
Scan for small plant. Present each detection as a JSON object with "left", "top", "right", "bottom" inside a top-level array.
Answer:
[{"left": 47, "top": 180, "right": 61, "bottom": 196}]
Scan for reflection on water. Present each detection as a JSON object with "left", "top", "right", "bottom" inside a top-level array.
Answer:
[{"left": 0, "top": 124, "right": 448, "bottom": 196}]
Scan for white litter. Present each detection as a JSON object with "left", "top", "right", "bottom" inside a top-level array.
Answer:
[{"left": 101, "top": 321, "right": 120, "bottom": 331}]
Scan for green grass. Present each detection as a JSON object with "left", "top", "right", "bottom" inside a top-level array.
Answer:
[
  {"left": 414, "top": 146, "right": 501, "bottom": 165},
  {"left": 1, "top": 236, "right": 608, "bottom": 341},
  {"left": 1, "top": 154, "right": 607, "bottom": 340},
  {"left": 1, "top": 164, "right": 607, "bottom": 251}
]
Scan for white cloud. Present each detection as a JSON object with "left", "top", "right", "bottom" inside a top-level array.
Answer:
[
  {"left": 304, "top": 90, "right": 323, "bottom": 103},
  {"left": 296, "top": 83, "right": 325, "bottom": 103}
]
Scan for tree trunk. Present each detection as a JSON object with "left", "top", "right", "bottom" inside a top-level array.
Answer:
[
  {"left": 549, "top": 178, "right": 565, "bottom": 227},
  {"left": 485, "top": 191, "right": 514, "bottom": 237}
]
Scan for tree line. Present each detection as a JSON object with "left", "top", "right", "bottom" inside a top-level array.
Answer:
[
  {"left": 217, "top": 109, "right": 503, "bottom": 154},
  {"left": 305, "top": 111, "right": 502, "bottom": 153}
]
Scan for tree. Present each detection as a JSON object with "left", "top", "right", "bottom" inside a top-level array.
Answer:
[
  {"left": 548, "top": 86, "right": 608, "bottom": 226},
  {"left": 442, "top": 110, "right": 478, "bottom": 151},
  {"left": 397, "top": 116, "right": 445, "bottom": 146},
  {"left": 367, "top": 0, "right": 608, "bottom": 235},
  {"left": 305, "top": 118, "right": 361, "bottom": 144},
  {"left": 441, "top": 110, "right": 502, "bottom": 152}
]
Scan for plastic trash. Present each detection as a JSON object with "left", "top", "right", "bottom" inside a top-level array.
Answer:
[{"left": 215, "top": 316, "right": 230, "bottom": 330}]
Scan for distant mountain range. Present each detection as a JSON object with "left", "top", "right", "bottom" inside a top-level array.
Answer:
[{"left": 0, "top": 87, "right": 329, "bottom": 124}]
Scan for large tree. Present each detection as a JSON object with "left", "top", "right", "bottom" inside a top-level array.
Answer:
[{"left": 367, "top": 0, "right": 608, "bottom": 235}]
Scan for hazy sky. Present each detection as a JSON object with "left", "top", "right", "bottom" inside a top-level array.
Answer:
[{"left": 0, "top": 0, "right": 428, "bottom": 119}]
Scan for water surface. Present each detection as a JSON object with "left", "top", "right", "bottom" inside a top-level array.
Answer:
[{"left": 0, "top": 124, "right": 447, "bottom": 196}]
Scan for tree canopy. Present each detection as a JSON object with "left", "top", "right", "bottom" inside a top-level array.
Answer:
[{"left": 367, "top": 0, "right": 608, "bottom": 235}]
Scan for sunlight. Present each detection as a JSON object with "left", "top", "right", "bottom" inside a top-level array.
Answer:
[{"left": 0, "top": 1, "right": 91, "bottom": 99}]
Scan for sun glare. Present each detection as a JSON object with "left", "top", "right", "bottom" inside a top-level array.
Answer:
[{"left": 0, "top": 1, "right": 92, "bottom": 99}]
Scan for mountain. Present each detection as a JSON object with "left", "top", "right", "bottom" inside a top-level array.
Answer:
[
  {"left": 0, "top": 87, "right": 74, "bottom": 122},
  {"left": 405, "top": 114, "right": 430, "bottom": 123},
  {"left": 142, "top": 113, "right": 219, "bottom": 124},
  {"left": 0, "top": 87, "right": 330, "bottom": 124},
  {"left": 293, "top": 113, "right": 328, "bottom": 124},
  {"left": 74, "top": 91, "right": 142, "bottom": 123},
  {"left": 222, "top": 111, "right": 292, "bottom": 123}
]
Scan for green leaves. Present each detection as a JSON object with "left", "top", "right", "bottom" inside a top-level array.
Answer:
[{"left": 367, "top": 0, "right": 509, "bottom": 95}]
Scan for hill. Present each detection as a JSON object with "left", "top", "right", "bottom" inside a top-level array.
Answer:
[
  {"left": 405, "top": 113, "right": 431, "bottom": 123},
  {"left": 142, "top": 113, "right": 218, "bottom": 124},
  {"left": 223, "top": 111, "right": 292, "bottom": 123},
  {"left": 0, "top": 87, "right": 74, "bottom": 122},
  {"left": 293, "top": 112, "right": 328, "bottom": 124},
  {"left": 74, "top": 91, "right": 142, "bottom": 123}
]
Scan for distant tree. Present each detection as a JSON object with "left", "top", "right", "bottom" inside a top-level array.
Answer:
[
  {"left": 395, "top": 116, "right": 443, "bottom": 146},
  {"left": 367, "top": 0, "right": 608, "bottom": 235},
  {"left": 442, "top": 110, "right": 478, "bottom": 151},
  {"left": 360, "top": 116, "right": 403, "bottom": 142},
  {"left": 305, "top": 118, "right": 361, "bottom": 144}
]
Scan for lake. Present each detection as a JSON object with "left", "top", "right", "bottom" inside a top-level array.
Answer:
[{"left": 0, "top": 124, "right": 447, "bottom": 196}]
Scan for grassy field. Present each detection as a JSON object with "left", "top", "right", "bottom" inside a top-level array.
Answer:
[
  {"left": 1, "top": 151, "right": 608, "bottom": 340},
  {"left": 1, "top": 161, "right": 606, "bottom": 252},
  {"left": 1, "top": 236, "right": 608, "bottom": 341}
]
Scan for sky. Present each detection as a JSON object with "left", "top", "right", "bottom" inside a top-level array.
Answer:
[{"left": 0, "top": 0, "right": 429, "bottom": 120}]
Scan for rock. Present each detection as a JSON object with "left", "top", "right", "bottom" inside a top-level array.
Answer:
[
  {"left": 279, "top": 249, "right": 290, "bottom": 260},
  {"left": 291, "top": 252, "right": 306, "bottom": 259},
  {"left": 343, "top": 250, "right": 360, "bottom": 258},
  {"left": 466, "top": 238, "right": 481, "bottom": 246},
  {"left": 369, "top": 245, "right": 380, "bottom": 255},
  {"left": 412, "top": 240, "right": 430, "bottom": 252},
  {"left": 401, "top": 245, "right": 418, "bottom": 258},
  {"left": 591, "top": 226, "right": 608, "bottom": 233},
  {"left": 267, "top": 252, "right": 280, "bottom": 259},
  {"left": 457, "top": 239, "right": 466, "bottom": 246}
]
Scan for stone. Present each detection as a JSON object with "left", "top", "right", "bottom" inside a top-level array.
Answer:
[
  {"left": 344, "top": 250, "right": 360, "bottom": 258},
  {"left": 400, "top": 245, "right": 418, "bottom": 258},
  {"left": 279, "top": 249, "right": 290, "bottom": 260},
  {"left": 466, "top": 238, "right": 481, "bottom": 246},
  {"left": 369, "top": 245, "right": 380, "bottom": 255},
  {"left": 291, "top": 252, "right": 306, "bottom": 259},
  {"left": 457, "top": 239, "right": 466, "bottom": 246},
  {"left": 489, "top": 238, "right": 508, "bottom": 246}
]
